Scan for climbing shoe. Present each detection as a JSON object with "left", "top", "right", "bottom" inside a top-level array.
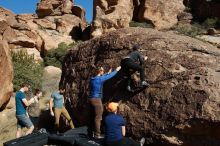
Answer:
[
  {"left": 140, "top": 137, "right": 146, "bottom": 146},
  {"left": 94, "top": 134, "right": 104, "bottom": 139}
]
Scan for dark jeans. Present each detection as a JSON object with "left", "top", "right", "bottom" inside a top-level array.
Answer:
[
  {"left": 30, "top": 116, "right": 39, "bottom": 130},
  {"left": 88, "top": 98, "right": 103, "bottom": 136},
  {"left": 121, "top": 58, "right": 145, "bottom": 83},
  {"left": 106, "top": 137, "right": 140, "bottom": 146}
]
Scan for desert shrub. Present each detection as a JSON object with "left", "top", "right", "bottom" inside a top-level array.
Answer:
[
  {"left": 202, "top": 17, "right": 220, "bottom": 28},
  {"left": 44, "top": 42, "right": 76, "bottom": 68},
  {"left": 174, "top": 23, "right": 204, "bottom": 37},
  {"left": 12, "top": 50, "right": 44, "bottom": 91},
  {"left": 129, "top": 21, "right": 154, "bottom": 28}
]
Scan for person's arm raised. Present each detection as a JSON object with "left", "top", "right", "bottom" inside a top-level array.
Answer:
[{"left": 100, "top": 66, "right": 120, "bottom": 82}]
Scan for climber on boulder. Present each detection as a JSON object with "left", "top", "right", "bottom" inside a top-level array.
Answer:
[{"left": 120, "top": 44, "right": 149, "bottom": 91}]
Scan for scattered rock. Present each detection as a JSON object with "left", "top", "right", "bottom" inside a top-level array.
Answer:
[{"left": 207, "top": 28, "right": 217, "bottom": 35}]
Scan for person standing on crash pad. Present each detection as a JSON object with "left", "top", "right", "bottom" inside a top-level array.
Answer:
[
  {"left": 120, "top": 44, "right": 149, "bottom": 91},
  {"left": 49, "top": 87, "right": 75, "bottom": 132},
  {"left": 15, "top": 83, "right": 35, "bottom": 138},
  {"left": 88, "top": 66, "right": 121, "bottom": 139}
]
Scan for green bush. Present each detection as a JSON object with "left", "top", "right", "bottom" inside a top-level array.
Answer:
[
  {"left": 174, "top": 24, "right": 204, "bottom": 37},
  {"left": 12, "top": 50, "right": 44, "bottom": 91},
  {"left": 44, "top": 42, "right": 77, "bottom": 68},
  {"left": 129, "top": 21, "right": 154, "bottom": 28},
  {"left": 202, "top": 17, "right": 220, "bottom": 28}
]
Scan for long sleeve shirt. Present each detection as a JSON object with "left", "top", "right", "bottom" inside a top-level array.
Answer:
[
  {"left": 89, "top": 70, "right": 117, "bottom": 98},
  {"left": 127, "top": 51, "right": 144, "bottom": 65}
]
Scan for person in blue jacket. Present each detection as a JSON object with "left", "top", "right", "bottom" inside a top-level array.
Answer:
[{"left": 88, "top": 66, "right": 121, "bottom": 139}]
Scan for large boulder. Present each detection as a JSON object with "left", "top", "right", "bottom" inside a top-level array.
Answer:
[
  {"left": 42, "top": 66, "right": 62, "bottom": 97},
  {"left": 137, "top": 0, "right": 185, "bottom": 29},
  {"left": 60, "top": 27, "right": 220, "bottom": 146},
  {"left": 0, "top": 40, "right": 13, "bottom": 110},
  {"left": 91, "top": 0, "right": 134, "bottom": 37}
]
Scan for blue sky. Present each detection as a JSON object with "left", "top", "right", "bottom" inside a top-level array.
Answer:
[{"left": 0, "top": 0, "right": 93, "bottom": 22}]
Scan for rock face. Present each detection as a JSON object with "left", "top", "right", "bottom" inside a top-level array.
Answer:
[
  {"left": 91, "top": 0, "right": 186, "bottom": 37},
  {"left": 61, "top": 27, "right": 220, "bottom": 146},
  {"left": 0, "top": 40, "right": 13, "bottom": 110},
  {"left": 0, "top": 2, "right": 86, "bottom": 52},
  {"left": 91, "top": 0, "right": 134, "bottom": 37}
]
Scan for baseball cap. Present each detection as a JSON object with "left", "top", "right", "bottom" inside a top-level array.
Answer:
[{"left": 107, "top": 102, "right": 119, "bottom": 112}]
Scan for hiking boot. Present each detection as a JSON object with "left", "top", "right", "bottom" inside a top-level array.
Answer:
[
  {"left": 94, "top": 134, "right": 104, "bottom": 139},
  {"left": 141, "top": 81, "right": 150, "bottom": 87},
  {"left": 140, "top": 137, "right": 146, "bottom": 146}
]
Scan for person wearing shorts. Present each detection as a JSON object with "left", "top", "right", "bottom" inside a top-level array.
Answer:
[{"left": 15, "top": 83, "right": 35, "bottom": 138}]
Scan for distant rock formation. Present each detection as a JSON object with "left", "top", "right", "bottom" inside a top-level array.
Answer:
[
  {"left": 0, "top": 2, "right": 86, "bottom": 57},
  {"left": 0, "top": 0, "right": 86, "bottom": 109},
  {"left": 36, "top": 0, "right": 74, "bottom": 18},
  {"left": 136, "top": 0, "right": 185, "bottom": 29},
  {"left": 91, "top": 0, "right": 186, "bottom": 37},
  {"left": 61, "top": 27, "right": 220, "bottom": 146},
  {"left": 91, "top": 0, "right": 134, "bottom": 38}
]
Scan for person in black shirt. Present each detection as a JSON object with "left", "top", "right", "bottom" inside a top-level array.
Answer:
[{"left": 121, "top": 44, "right": 149, "bottom": 91}]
